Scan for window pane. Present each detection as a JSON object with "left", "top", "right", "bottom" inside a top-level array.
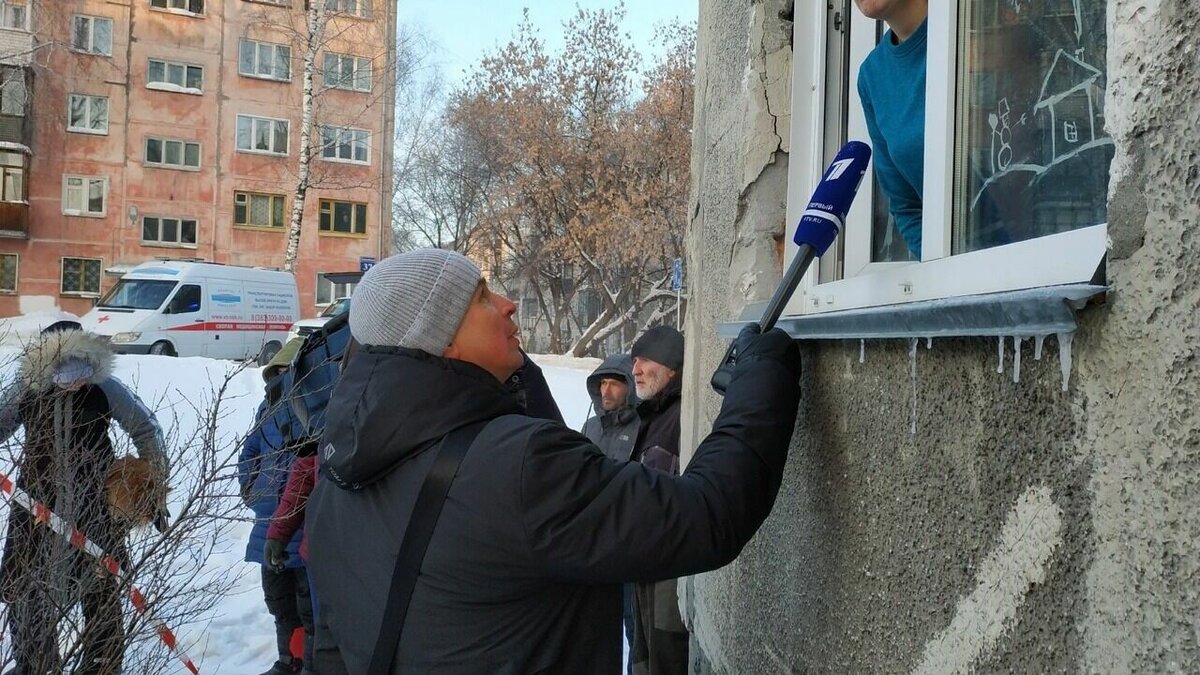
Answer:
[
  {"left": 235, "top": 201, "right": 246, "bottom": 224},
  {"left": 91, "top": 97, "right": 107, "bottom": 130},
  {"left": 955, "top": 0, "right": 1112, "bottom": 253},
  {"left": 321, "top": 126, "right": 335, "bottom": 157},
  {"left": 250, "top": 194, "right": 270, "bottom": 225},
  {"left": 162, "top": 218, "right": 178, "bottom": 242},
  {"left": 340, "top": 58, "right": 354, "bottom": 88},
  {"left": 236, "top": 117, "right": 251, "bottom": 149},
  {"left": 181, "top": 219, "right": 197, "bottom": 244},
  {"left": 143, "top": 217, "right": 158, "bottom": 241},
  {"left": 164, "top": 140, "right": 181, "bottom": 165},
  {"left": 168, "top": 63, "right": 184, "bottom": 86},
  {"left": 319, "top": 202, "right": 331, "bottom": 230},
  {"left": 69, "top": 96, "right": 86, "bottom": 127},
  {"left": 333, "top": 202, "right": 352, "bottom": 232},
  {"left": 184, "top": 142, "right": 200, "bottom": 167},
  {"left": 258, "top": 43, "right": 273, "bottom": 76},
  {"left": 323, "top": 54, "right": 337, "bottom": 86},
  {"left": 87, "top": 179, "right": 104, "bottom": 213},
  {"left": 1, "top": 77, "right": 25, "bottom": 116},
  {"left": 273, "top": 195, "right": 285, "bottom": 226},
  {"left": 1, "top": 255, "right": 16, "bottom": 291},
  {"left": 254, "top": 119, "right": 270, "bottom": 150},
  {"left": 3, "top": 168, "right": 21, "bottom": 202},
  {"left": 188, "top": 0, "right": 204, "bottom": 14},
  {"left": 275, "top": 46, "right": 290, "bottom": 79},
  {"left": 354, "top": 203, "right": 367, "bottom": 233},
  {"left": 149, "top": 60, "right": 165, "bottom": 83},
  {"left": 65, "top": 177, "right": 83, "bottom": 209},
  {"left": 353, "top": 132, "right": 367, "bottom": 162},
  {"left": 186, "top": 66, "right": 202, "bottom": 90},
  {"left": 337, "top": 133, "right": 351, "bottom": 159},
  {"left": 84, "top": 260, "right": 100, "bottom": 292},
  {"left": 146, "top": 138, "right": 162, "bottom": 163},
  {"left": 273, "top": 120, "right": 288, "bottom": 153},
  {"left": 239, "top": 40, "right": 255, "bottom": 74},
  {"left": 73, "top": 17, "right": 88, "bottom": 50},
  {"left": 94, "top": 19, "right": 111, "bottom": 55},
  {"left": 355, "top": 60, "right": 370, "bottom": 90}
]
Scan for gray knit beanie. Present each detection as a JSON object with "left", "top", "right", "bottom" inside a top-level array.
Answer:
[{"left": 349, "top": 248, "right": 482, "bottom": 355}]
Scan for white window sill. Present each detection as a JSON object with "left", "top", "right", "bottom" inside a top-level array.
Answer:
[
  {"left": 63, "top": 210, "right": 107, "bottom": 218},
  {"left": 320, "top": 156, "right": 369, "bottom": 165},
  {"left": 239, "top": 72, "right": 291, "bottom": 83},
  {"left": 236, "top": 148, "right": 288, "bottom": 157},
  {"left": 0, "top": 26, "right": 30, "bottom": 34},
  {"left": 324, "top": 85, "right": 371, "bottom": 93},
  {"left": 149, "top": 7, "right": 205, "bottom": 19},
  {"left": 61, "top": 291, "right": 101, "bottom": 298},
  {"left": 141, "top": 241, "right": 199, "bottom": 249},
  {"left": 146, "top": 82, "right": 203, "bottom": 96},
  {"left": 145, "top": 163, "right": 202, "bottom": 172},
  {"left": 71, "top": 48, "right": 112, "bottom": 57},
  {"left": 67, "top": 127, "right": 109, "bottom": 136}
]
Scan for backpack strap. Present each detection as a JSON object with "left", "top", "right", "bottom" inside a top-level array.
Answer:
[{"left": 367, "top": 419, "right": 489, "bottom": 675}]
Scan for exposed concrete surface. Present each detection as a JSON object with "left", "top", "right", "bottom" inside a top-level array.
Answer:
[{"left": 682, "top": 0, "right": 1200, "bottom": 672}]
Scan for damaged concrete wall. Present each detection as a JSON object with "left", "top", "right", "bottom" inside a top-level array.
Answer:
[{"left": 682, "top": 0, "right": 1200, "bottom": 672}]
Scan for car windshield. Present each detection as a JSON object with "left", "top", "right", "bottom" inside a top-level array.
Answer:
[
  {"left": 321, "top": 297, "right": 351, "bottom": 318},
  {"left": 97, "top": 279, "right": 179, "bottom": 310}
]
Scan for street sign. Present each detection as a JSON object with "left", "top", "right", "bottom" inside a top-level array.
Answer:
[
  {"left": 359, "top": 257, "right": 377, "bottom": 273},
  {"left": 671, "top": 257, "right": 683, "bottom": 291}
]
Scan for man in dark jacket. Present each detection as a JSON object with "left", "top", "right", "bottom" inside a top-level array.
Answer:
[
  {"left": 580, "top": 353, "right": 639, "bottom": 462},
  {"left": 306, "top": 249, "right": 800, "bottom": 674},
  {"left": 628, "top": 325, "right": 688, "bottom": 675},
  {"left": 0, "top": 321, "right": 168, "bottom": 675}
]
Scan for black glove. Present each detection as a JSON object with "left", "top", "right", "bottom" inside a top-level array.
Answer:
[
  {"left": 239, "top": 482, "right": 254, "bottom": 508},
  {"left": 153, "top": 507, "right": 170, "bottom": 533},
  {"left": 731, "top": 324, "right": 801, "bottom": 380},
  {"left": 264, "top": 538, "right": 288, "bottom": 573}
]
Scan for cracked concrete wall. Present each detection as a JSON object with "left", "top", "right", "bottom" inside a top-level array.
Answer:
[{"left": 682, "top": 0, "right": 1200, "bottom": 672}]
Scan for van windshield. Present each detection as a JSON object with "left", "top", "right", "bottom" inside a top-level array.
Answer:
[{"left": 97, "top": 279, "right": 179, "bottom": 310}]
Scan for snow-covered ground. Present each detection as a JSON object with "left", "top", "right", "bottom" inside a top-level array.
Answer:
[{"left": 0, "top": 316, "right": 600, "bottom": 673}]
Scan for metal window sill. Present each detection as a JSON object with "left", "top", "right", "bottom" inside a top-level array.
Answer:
[{"left": 717, "top": 284, "right": 1107, "bottom": 341}]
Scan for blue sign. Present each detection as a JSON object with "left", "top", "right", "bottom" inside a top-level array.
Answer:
[
  {"left": 359, "top": 257, "right": 377, "bottom": 273},
  {"left": 671, "top": 257, "right": 683, "bottom": 291}
]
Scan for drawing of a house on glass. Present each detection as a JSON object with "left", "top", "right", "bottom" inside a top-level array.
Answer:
[{"left": 1034, "top": 50, "right": 1103, "bottom": 164}]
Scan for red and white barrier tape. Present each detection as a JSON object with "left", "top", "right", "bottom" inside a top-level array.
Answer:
[{"left": 0, "top": 472, "right": 199, "bottom": 674}]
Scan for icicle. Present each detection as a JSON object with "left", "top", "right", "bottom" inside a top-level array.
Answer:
[
  {"left": 926, "top": 336, "right": 933, "bottom": 350},
  {"left": 859, "top": 339, "right": 865, "bottom": 364},
  {"left": 1057, "top": 331, "right": 1074, "bottom": 392},
  {"left": 996, "top": 336, "right": 1005, "bottom": 374},
  {"left": 1012, "top": 336, "right": 1023, "bottom": 383},
  {"left": 1034, "top": 335, "right": 1045, "bottom": 361},
  {"left": 909, "top": 338, "right": 918, "bottom": 435}
]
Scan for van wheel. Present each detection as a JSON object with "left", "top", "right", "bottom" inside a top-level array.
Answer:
[
  {"left": 258, "top": 341, "right": 282, "bottom": 366},
  {"left": 149, "top": 341, "right": 176, "bottom": 357}
]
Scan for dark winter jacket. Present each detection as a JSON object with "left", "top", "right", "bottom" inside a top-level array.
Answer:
[
  {"left": 238, "top": 401, "right": 304, "bottom": 568},
  {"left": 632, "top": 375, "right": 682, "bottom": 474},
  {"left": 306, "top": 344, "right": 799, "bottom": 674},
  {"left": 0, "top": 330, "right": 166, "bottom": 598},
  {"left": 267, "top": 453, "right": 316, "bottom": 561},
  {"left": 580, "top": 354, "right": 639, "bottom": 462}
]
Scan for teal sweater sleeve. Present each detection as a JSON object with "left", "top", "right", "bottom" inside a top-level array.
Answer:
[{"left": 857, "top": 20, "right": 927, "bottom": 258}]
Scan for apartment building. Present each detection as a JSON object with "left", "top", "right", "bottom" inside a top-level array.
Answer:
[{"left": 0, "top": 0, "right": 394, "bottom": 317}]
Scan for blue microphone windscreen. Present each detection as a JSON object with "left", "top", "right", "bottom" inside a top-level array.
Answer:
[{"left": 793, "top": 141, "right": 872, "bottom": 255}]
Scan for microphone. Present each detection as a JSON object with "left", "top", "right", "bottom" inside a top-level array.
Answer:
[{"left": 711, "top": 141, "right": 871, "bottom": 394}]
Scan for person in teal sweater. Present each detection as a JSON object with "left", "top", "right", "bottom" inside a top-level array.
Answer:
[{"left": 855, "top": 0, "right": 928, "bottom": 259}]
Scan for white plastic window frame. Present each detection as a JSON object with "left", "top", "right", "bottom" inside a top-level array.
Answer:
[
  {"left": 147, "top": 57, "right": 204, "bottom": 93},
  {"left": 315, "top": 276, "right": 356, "bottom": 306},
  {"left": 236, "top": 114, "right": 290, "bottom": 156},
  {"left": 0, "top": 0, "right": 28, "bottom": 31},
  {"left": 239, "top": 38, "right": 291, "bottom": 81},
  {"left": 62, "top": 175, "right": 108, "bottom": 217},
  {"left": 783, "top": 2, "right": 1108, "bottom": 317},
  {"left": 319, "top": 125, "right": 369, "bottom": 164},
  {"left": 141, "top": 215, "right": 199, "bottom": 248},
  {"left": 144, "top": 136, "right": 201, "bottom": 170},
  {"left": 322, "top": 52, "right": 371, "bottom": 92},
  {"left": 67, "top": 94, "right": 109, "bottom": 134},
  {"left": 72, "top": 15, "right": 113, "bottom": 56}
]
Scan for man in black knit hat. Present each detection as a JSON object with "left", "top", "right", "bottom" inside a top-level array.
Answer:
[{"left": 628, "top": 325, "right": 689, "bottom": 675}]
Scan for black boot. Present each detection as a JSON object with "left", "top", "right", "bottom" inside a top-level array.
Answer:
[{"left": 258, "top": 659, "right": 302, "bottom": 675}]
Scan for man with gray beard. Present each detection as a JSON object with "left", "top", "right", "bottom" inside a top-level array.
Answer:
[{"left": 628, "top": 325, "right": 687, "bottom": 675}]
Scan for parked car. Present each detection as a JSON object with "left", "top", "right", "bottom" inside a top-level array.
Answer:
[
  {"left": 288, "top": 296, "right": 351, "bottom": 342},
  {"left": 80, "top": 260, "right": 300, "bottom": 364}
]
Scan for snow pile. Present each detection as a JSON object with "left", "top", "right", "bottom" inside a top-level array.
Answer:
[{"left": 0, "top": 309, "right": 80, "bottom": 346}]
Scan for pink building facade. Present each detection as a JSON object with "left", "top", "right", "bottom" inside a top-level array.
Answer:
[{"left": 0, "top": 0, "right": 393, "bottom": 318}]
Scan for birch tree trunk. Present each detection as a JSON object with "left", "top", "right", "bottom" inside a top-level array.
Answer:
[{"left": 284, "top": 6, "right": 325, "bottom": 273}]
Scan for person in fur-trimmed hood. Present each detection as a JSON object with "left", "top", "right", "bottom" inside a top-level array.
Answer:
[{"left": 0, "top": 320, "right": 168, "bottom": 675}]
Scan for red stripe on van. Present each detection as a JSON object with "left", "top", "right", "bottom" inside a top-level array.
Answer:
[{"left": 166, "top": 322, "right": 293, "bottom": 332}]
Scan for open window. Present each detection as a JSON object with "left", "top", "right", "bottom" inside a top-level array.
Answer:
[{"left": 783, "top": 1, "right": 1109, "bottom": 319}]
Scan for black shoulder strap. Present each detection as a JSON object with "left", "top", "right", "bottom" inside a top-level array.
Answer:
[{"left": 367, "top": 419, "right": 489, "bottom": 675}]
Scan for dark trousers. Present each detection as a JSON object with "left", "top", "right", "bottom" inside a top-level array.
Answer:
[
  {"left": 262, "top": 565, "right": 315, "bottom": 666},
  {"left": 10, "top": 567, "right": 124, "bottom": 675},
  {"left": 631, "top": 579, "right": 689, "bottom": 675}
]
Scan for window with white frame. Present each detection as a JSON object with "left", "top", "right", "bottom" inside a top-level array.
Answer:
[
  {"left": 234, "top": 191, "right": 286, "bottom": 228},
  {"left": 0, "top": 152, "right": 24, "bottom": 203},
  {"left": 318, "top": 199, "right": 367, "bottom": 235},
  {"left": 61, "top": 257, "right": 102, "bottom": 296},
  {"left": 315, "top": 275, "right": 356, "bottom": 306},
  {"left": 236, "top": 114, "right": 289, "bottom": 155},
  {"left": 148, "top": 58, "right": 203, "bottom": 92},
  {"left": 239, "top": 39, "right": 291, "bottom": 81},
  {"left": 145, "top": 137, "right": 201, "bottom": 169},
  {"left": 1, "top": 1, "right": 27, "bottom": 31},
  {"left": 142, "top": 215, "right": 198, "bottom": 247},
  {"left": 785, "top": 1, "right": 1111, "bottom": 315},
  {"left": 72, "top": 16, "right": 113, "bottom": 56},
  {"left": 0, "top": 70, "right": 26, "bottom": 117},
  {"left": 323, "top": 0, "right": 370, "bottom": 18},
  {"left": 0, "top": 253, "right": 16, "bottom": 293},
  {"left": 62, "top": 176, "right": 107, "bottom": 216},
  {"left": 320, "top": 126, "right": 369, "bottom": 163},
  {"left": 151, "top": 0, "right": 204, "bottom": 14},
  {"left": 322, "top": 53, "right": 371, "bottom": 92},
  {"left": 68, "top": 94, "right": 109, "bottom": 133}
]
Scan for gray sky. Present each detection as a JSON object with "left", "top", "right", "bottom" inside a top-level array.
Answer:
[{"left": 396, "top": 0, "right": 698, "bottom": 87}]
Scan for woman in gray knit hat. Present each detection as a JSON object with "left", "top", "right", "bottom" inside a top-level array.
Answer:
[{"left": 306, "top": 247, "right": 802, "bottom": 674}]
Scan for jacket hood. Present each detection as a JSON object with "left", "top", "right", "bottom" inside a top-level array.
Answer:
[
  {"left": 18, "top": 330, "right": 114, "bottom": 392},
  {"left": 320, "top": 347, "right": 522, "bottom": 488},
  {"left": 585, "top": 353, "right": 638, "bottom": 412}
]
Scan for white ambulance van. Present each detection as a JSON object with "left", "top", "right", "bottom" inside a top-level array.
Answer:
[{"left": 80, "top": 260, "right": 300, "bottom": 363}]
